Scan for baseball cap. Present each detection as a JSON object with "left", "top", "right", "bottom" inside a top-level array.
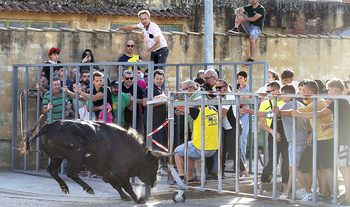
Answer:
[
  {"left": 48, "top": 47, "right": 60, "bottom": 57},
  {"left": 111, "top": 80, "right": 119, "bottom": 87}
]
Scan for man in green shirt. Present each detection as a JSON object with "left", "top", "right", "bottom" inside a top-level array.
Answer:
[
  {"left": 42, "top": 77, "right": 73, "bottom": 121},
  {"left": 110, "top": 80, "right": 131, "bottom": 127},
  {"left": 229, "top": 0, "right": 265, "bottom": 66}
]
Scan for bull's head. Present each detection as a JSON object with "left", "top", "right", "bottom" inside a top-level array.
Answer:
[{"left": 138, "top": 150, "right": 175, "bottom": 188}]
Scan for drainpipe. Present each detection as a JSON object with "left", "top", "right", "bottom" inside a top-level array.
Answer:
[{"left": 204, "top": 0, "right": 214, "bottom": 64}]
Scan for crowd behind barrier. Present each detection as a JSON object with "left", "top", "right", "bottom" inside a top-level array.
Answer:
[{"left": 12, "top": 60, "right": 350, "bottom": 205}]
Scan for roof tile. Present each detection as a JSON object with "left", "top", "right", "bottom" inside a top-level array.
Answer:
[{"left": 0, "top": 2, "right": 192, "bottom": 19}]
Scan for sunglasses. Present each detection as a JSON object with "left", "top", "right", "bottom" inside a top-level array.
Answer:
[
  {"left": 144, "top": 74, "right": 148, "bottom": 78},
  {"left": 204, "top": 76, "right": 213, "bottom": 80},
  {"left": 125, "top": 77, "right": 134, "bottom": 80},
  {"left": 149, "top": 34, "right": 154, "bottom": 38},
  {"left": 266, "top": 90, "right": 274, "bottom": 93},
  {"left": 82, "top": 76, "right": 90, "bottom": 78},
  {"left": 127, "top": 45, "right": 134, "bottom": 48},
  {"left": 215, "top": 86, "right": 225, "bottom": 90}
]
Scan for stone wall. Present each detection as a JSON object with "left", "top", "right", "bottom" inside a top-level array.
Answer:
[
  {"left": 1, "top": 27, "right": 350, "bottom": 170},
  {"left": 1, "top": 0, "right": 350, "bottom": 34}
]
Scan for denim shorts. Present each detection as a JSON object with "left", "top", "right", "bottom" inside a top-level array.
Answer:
[
  {"left": 288, "top": 143, "right": 307, "bottom": 167},
  {"left": 241, "top": 21, "right": 262, "bottom": 40},
  {"left": 175, "top": 141, "right": 216, "bottom": 160}
]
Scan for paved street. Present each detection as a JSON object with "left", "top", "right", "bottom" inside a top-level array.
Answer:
[{"left": 0, "top": 171, "right": 306, "bottom": 207}]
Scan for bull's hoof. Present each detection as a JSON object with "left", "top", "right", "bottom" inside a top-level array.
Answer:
[
  {"left": 84, "top": 188, "right": 95, "bottom": 195},
  {"left": 60, "top": 186, "right": 70, "bottom": 194},
  {"left": 137, "top": 197, "right": 146, "bottom": 204},
  {"left": 121, "top": 195, "right": 133, "bottom": 201}
]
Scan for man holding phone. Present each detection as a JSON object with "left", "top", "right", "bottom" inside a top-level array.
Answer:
[{"left": 117, "top": 10, "right": 169, "bottom": 69}]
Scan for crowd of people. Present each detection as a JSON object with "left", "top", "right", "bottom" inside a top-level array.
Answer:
[{"left": 23, "top": 4, "right": 350, "bottom": 206}]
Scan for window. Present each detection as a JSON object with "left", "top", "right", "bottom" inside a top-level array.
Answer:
[
  {"left": 110, "top": 23, "right": 181, "bottom": 32},
  {"left": 0, "top": 20, "right": 70, "bottom": 29},
  {"left": 30, "top": 22, "right": 50, "bottom": 29},
  {"left": 9, "top": 21, "right": 28, "bottom": 28},
  {"left": 0, "top": 21, "right": 6, "bottom": 27}
]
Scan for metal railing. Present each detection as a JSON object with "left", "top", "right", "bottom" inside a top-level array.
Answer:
[{"left": 163, "top": 90, "right": 349, "bottom": 205}]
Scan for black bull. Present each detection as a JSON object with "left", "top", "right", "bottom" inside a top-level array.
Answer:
[{"left": 25, "top": 119, "right": 174, "bottom": 204}]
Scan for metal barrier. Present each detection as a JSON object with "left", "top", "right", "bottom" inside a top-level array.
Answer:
[
  {"left": 162, "top": 89, "right": 350, "bottom": 205},
  {"left": 12, "top": 60, "right": 268, "bottom": 201},
  {"left": 12, "top": 61, "right": 153, "bottom": 174}
]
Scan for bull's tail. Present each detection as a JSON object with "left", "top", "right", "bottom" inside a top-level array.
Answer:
[{"left": 24, "top": 114, "right": 47, "bottom": 153}]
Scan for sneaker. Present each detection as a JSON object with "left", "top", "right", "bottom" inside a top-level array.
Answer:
[
  {"left": 296, "top": 188, "right": 307, "bottom": 198},
  {"left": 228, "top": 27, "right": 240, "bottom": 34},
  {"left": 280, "top": 193, "right": 289, "bottom": 199},
  {"left": 244, "top": 58, "right": 254, "bottom": 67},
  {"left": 258, "top": 187, "right": 264, "bottom": 196},
  {"left": 301, "top": 193, "right": 313, "bottom": 201}
]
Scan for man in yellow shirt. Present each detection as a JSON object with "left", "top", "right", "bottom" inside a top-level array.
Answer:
[
  {"left": 240, "top": 81, "right": 288, "bottom": 195},
  {"left": 291, "top": 80, "right": 334, "bottom": 203},
  {"left": 174, "top": 105, "right": 218, "bottom": 182},
  {"left": 118, "top": 40, "right": 143, "bottom": 71}
]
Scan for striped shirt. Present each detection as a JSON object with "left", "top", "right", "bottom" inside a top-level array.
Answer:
[{"left": 43, "top": 90, "right": 72, "bottom": 121}]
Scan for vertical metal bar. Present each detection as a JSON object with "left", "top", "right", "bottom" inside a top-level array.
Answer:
[
  {"left": 233, "top": 65, "right": 237, "bottom": 90},
  {"left": 117, "top": 65, "right": 122, "bottom": 126},
  {"left": 333, "top": 99, "right": 339, "bottom": 205},
  {"left": 200, "top": 94, "right": 206, "bottom": 190},
  {"left": 132, "top": 65, "right": 137, "bottom": 129},
  {"left": 75, "top": 67, "right": 80, "bottom": 119},
  {"left": 169, "top": 91, "right": 176, "bottom": 183},
  {"left": 184, "top": 93, "right": 189, "bottom": 185},
  {"left": 176, "top": 66, "right": 180, "bottom": 147},
  {"left": 145, "top": 62, "right": 154, "bottom": 200},
  {"left": 12, "top": 66, "right": 19, "bottom": 171},
  {"left": 218, "top": 65, "right": 222, "bottom": 79},
  {"left": 292, "top": 97, "right": 297, "bottom": 200},
  {"left": 62, "top": 66, "right": 67, "bottom": 120},
  {"left": 235, "top": 95, "right": 240, "bottom": 193},
  {"left": 61, "top": 66, "right": 67, "bottom": 176},
  {"left": 102, "top": 66, "right": 108, "bottom": 123},
  {"left": 217, "top": 93, "right": 222, "bottom": 193},
  {"left": 89, "top": 66, "right": 94, "bottom": 121},
  {"left": 49, "top": 66, "right": 53, "bottom": 123},
  {"left": 190, "top": 65, "right": 193, "bottom": 80},
  {"left": 253, "top": 96, "right": 259, "bottom": 198},
  {"left": 264, "top": 62, "right": 269, "bottom": 84},
  {"left": 24, "top": 67, "right": 28, "bottom": 171},
  {"left": 248, "top": 66, "right": 253, "bottom": 173},
  {"left": 204, "top": 0, "right": 214, "bottom": 64},
  {"left": 36, "top": 67, "right": 41, "bottom": 172},
  {"left": 272, "top": 96, "right": 277, "bottom": 199},
  {"left": 312, "top": 98, "right": 318, "bottom": 203}
]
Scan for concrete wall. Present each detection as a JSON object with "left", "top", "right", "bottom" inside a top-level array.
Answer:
[{"left": 1, "top": 28, "right": 350, "bottom": 170}]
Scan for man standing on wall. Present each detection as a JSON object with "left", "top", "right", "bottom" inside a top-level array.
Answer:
[
  {"left": 117, "top": 10, "right": 169, "bottom": 69},
  {"left": 228, "top": 0, "right": 265, "bottom": 67}
]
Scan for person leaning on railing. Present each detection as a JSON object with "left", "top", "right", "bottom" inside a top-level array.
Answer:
[{"left": 291, "top": 79, "right": 350, "bottom": 205}]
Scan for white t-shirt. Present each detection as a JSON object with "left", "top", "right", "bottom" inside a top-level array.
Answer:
[
  {"left": 221, "top": 93, "right": 237, "bottom": 130},
  {"left": 138, "top": 22, "right": 167, "bottom": 51}
]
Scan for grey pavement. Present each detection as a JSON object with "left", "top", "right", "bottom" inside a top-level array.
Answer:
[{"left": 0, "top": 170, "right": 316, "bottom": 207}]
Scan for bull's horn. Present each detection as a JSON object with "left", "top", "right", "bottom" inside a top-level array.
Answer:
[{"left": 151, "top": 150, "right": 177, "bottom": 157}]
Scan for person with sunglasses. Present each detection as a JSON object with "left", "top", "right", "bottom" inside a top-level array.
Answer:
[
  {"left": 118, "top": 40, "right": 143, "bottom": 71},
  {"left": 116, "top": 10, "right": 169, "bottom": 69},
  {"left": 122, "top": 70, "right": 144, "bottom": 134}
]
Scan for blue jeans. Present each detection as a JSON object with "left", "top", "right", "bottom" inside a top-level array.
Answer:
[{"left": 239, "top": 114, "right": 249, "bottom": 164}]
